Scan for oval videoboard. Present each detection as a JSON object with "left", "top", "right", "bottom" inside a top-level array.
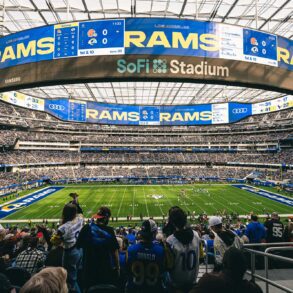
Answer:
[{"left": 0, "top": 18, "right": 292, "bottom": 93}]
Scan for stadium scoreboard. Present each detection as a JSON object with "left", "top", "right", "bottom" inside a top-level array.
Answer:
[{"left": 0, "top": 18, "right": 292, "bottom": 93}]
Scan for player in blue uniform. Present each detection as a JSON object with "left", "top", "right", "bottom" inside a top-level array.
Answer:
[{"left": 126, "top": 219, "right": 166, "bottom": 293}]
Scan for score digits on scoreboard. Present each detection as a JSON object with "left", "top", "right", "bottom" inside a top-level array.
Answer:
[
  {"left": 54, "top": 19, "right": 125, "bottom": 59},
  {"left": 78, "top": 20, "right": 125, "bottom": 56}
]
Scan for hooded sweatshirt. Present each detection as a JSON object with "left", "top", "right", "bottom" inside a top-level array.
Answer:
[
  {"left": 166, "top": 228, "right": 200, "bottom": 288},
  {"left": 213, "top": 230, "right": 243, "bottom": 265}
]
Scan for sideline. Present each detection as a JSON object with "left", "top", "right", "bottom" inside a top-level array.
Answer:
[{"left": 232, "top": 185, "right": 293, "bottom": 207}]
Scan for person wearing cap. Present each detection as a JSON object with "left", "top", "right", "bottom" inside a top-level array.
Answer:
[
  {"left": 264, "top": 212, "right": 284, "bottom": 243},
  {"left": 166, "top": 207, "right": 200, "bottom": 292},
  {"left": 208, "top": 216, "right": 242, "bottom": 269},
  {"left": 126, "top": 219, "right": 165, "bottom": 293},
  {"left": 76, "top": 206, "right": 120, "bottom": 290}
]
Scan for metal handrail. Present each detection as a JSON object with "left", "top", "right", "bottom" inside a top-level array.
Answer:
[
  {"left": 244, "top": 242, "right": 293, "bottom": 247},
  {"left": 245, "top": 271, "right": 293, "bottom": 293},
  {"left": 244, "top": 246, "right": 293, "bottom": 293},
  {"left": 264, "top": 247, "right": 293, "bottom": 293}
]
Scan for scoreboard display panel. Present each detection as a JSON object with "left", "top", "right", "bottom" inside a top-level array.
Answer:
[
  {"left": 78, "top": 19, "right": 124, "bottom": 56},
  {"left": 0, "top": 18, "right": 292, "bottom": 93}
]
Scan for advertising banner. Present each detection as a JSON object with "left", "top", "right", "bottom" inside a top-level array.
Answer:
[
  {"left": 44, "top": 96, "right": 291, "bottom": 125},
  {"left": 252, "top": 95, "right": 293, "bottom": 114},
  {"left": 0, "top": 90, "right": 291, "bottom": 125},
  {"left": 0, "top": 91, "right": 44, "bottom": 110}
]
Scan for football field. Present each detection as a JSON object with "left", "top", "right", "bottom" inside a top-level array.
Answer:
[{"left": 1, "top": 184, "right": 292, "bottom": 221}]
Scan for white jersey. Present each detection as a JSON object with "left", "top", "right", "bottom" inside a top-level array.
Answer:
[
  {"left": 58, "top": 215, "right": 83, "bottom": 249},
  {"left": 166, "top": 230, "right": 200, "bottom": 288}
]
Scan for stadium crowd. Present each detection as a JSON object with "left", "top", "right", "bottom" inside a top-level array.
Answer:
[
  {"left": 0, "top": 166, "right": 291, "bottom": 189},
  {"left": 0, "top": 150, "right": 292, "bottom": 165},
  {"left": 0, "top": 194, "right": 292, "bottom": 293},
  {"left": 0, "top": 129, "right": 290, "bottom": 145}
]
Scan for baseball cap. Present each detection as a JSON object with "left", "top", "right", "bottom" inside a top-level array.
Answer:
[
  {"left": 140, "top": 219, "right": 158, "bottom": 237},
  {"left": 271, "top": 212, "right": 278, "bottom": 219},
  {"left": 92, "top": 207, "right": 111, "bottom": 219},
  {"left": 208, "top": 216, "right": 222, "bottom": 227}
]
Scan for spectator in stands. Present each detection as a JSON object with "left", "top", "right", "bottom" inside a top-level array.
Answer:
[
  {"left": 15, "top": 236, "right": 45, "bottom": 274},
  {"left": 76, "top": 206, "right": 120, "bottom": 290},
  {"left": 163, "top": 206, "right": 180, "bottom": 237},
  {"left": 245, "top": 215, "right": 266, "bottom": 244},
  {"left": 208, "top": 216, "right": 242, "bottom": 269},
  {"left": 126, "top": 229, "right": 136, "bottom": 246},
  {"left": 20, "top": 267, "right": 68, "bottom": 293},
  {"left": 52, "top": 193, "right": 83, "bottom": 293},
  {"left": 190, "top": 247, "right": 263, "bottom": 293},
  {"left": 126, "top": 219, "right": 165, "bottom": 293},
  {"left": 166, "top": 207, "right": 200, "bottom": 292},
  {"left": 283, "top": 218, "right": 293, "bottom": 242},
  {"left": 264, "top": 212, "right": 284, "bottom": 243}
]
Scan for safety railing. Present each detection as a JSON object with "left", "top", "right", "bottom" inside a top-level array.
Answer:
[{"left": 243, "top": 242, "right": 293, "bottom": 293}]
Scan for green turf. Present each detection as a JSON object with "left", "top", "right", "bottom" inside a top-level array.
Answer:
[{"left": 2, "top": 184, "right": 292, "bottom": 220}]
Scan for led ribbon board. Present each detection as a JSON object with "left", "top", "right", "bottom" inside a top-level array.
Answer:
[
  {"left": 0, "top": 18, "right": 292, "bottom": 93},
  {"left": 0, "top": 92, "right": 292, "bottom": 125}
]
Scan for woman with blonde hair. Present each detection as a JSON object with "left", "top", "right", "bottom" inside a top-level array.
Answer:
[{"left": 20, "top": 267, "right": 68, "bottom": 293}]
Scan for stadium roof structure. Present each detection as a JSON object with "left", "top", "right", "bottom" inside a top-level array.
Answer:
[{"left": 0, "top": 0, "right": 292, "bottom": 105}]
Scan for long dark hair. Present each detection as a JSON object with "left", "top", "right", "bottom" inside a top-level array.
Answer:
[{"left": 62, "top": 203, "right": 77, "bottom": 224}]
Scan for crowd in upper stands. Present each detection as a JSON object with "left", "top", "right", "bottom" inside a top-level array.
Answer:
[
  {"left": 0, "top": 100, "right": 292, "bottom": 190},
  {"left": 0, "top": 192, "right": 292, "bottom": 293},
  {"left": 0, "top": 129, "right": 290, "bottom": 145},
  {"left": 0, "top": 166, "right": 291, "bottom": 189},
  {"left": 0, "top": 150, "right": 292, "bottom": 165}
]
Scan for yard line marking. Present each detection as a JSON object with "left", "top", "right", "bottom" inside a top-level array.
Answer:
[
  {"left": 132, "top": 187, "right": 135, "bottom": 217},
  {"left": 143, "top": 187, "right": 150, "bottom": 218},
  {"left": 117, "top": 187, "right": 127, "bottom": 217}
]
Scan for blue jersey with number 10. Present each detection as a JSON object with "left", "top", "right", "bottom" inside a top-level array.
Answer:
[{"left": 126, "top": 242, "right": 165, "bottom": 292}]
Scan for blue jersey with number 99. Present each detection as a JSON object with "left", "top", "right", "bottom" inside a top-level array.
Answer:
[{"left": 126, "top": 242, "right": 165, "bottom": 292}]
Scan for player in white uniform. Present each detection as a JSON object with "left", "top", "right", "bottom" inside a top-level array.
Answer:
[{"left": 166, "top": 207, "right": 200, "bottom": 292}]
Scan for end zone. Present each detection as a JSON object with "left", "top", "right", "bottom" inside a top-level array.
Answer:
[{"left": 0, "top": 186, "right": 64, "bottom": 219}]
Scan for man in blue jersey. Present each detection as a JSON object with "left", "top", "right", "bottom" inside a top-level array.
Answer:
[
  {"left": 245, "top": 215, "right": 266, "bottom": 244},
  {"left": 126, "top": 219, "right": 166, "bottom": 293}
]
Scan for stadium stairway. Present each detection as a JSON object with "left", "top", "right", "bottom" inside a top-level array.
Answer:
[
  {"left": 197, "top": 264, "right": 214, "bottom": 282},
  {"left": 245, "top": 269, "right": 293, "bottom": 293}
]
